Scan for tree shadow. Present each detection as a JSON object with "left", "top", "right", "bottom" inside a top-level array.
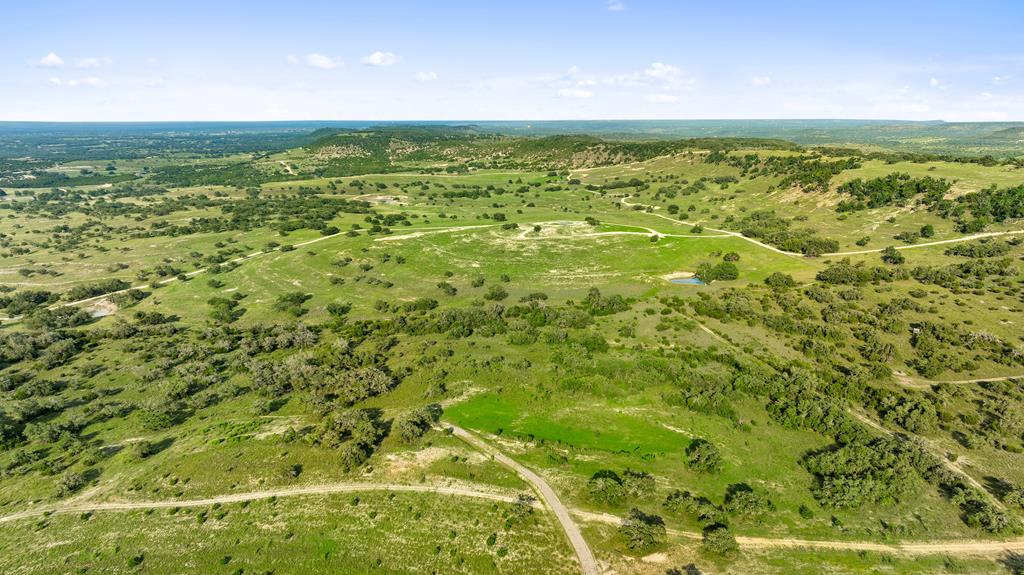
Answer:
[
  {"left": 1001, "top": 551, "right": 1024, "bottom": 575},
  {"left": 666, "top": 564, "right": 704, "bottom": 575},
  {"left": 983, "top": 476, "right": 1014, "bottom": 500}
]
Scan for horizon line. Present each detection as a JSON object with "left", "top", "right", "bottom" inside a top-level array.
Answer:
[{"left": 1, "top": 118, "right": 1020, "bottom": 125}]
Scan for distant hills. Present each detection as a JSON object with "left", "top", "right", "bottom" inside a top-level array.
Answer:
[{"left": 1, "top": 120, "right": 1022, "bottom": 160}]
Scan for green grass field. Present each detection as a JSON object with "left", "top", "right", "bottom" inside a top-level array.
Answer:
[{"left": 3, "top": 128, "right": 1024, "bottom": 574}]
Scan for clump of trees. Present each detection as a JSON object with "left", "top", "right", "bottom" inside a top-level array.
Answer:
[
  {"left": 618, "top": 508, "right": 666, "bottom": 551},
  {"left": 764, "top": 272, "right": 796, "bottom": 290},
  {"left": 723, "top": 483, "right": 774, "bottom": 517},
  {"left": 685, "top": 438, "right": 723, "bottom": 473},
  {"left": 581, "top": 287, "right": 628, "bottom": 316},
  {"left": 737, "top": 210, "right": 838, "bottom": 256},
  {"left": 695, "top": 261, "right": 738, "bottom": 283},
  {"left": 394, "top": 404, "right": 442, "bottom": 443},
  {"left": 802, "top": 437, "right": 920, "bottom": 508},
  {"left": 836, "top": 173, "right": 950, "bottom": 212},
  {"left": 587, "top": 469, "right": 626, "bottom": 504},
  {"left": 274, "top": 292, "right": 312, "bottom": 317},
  {"left": 314, "top": 408, "right": 387, "bottom": 470},
  {"left": 701, "top": 524, "right": 738, "bottom": 556}
]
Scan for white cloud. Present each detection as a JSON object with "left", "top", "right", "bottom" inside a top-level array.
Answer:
[
  {"left": 75, "top": 57, "right": 111, "bottom": 68},
  {"left": 992, "top": 75, "right": 1010, "bottom": 85},
  {"left": 750, "top": 76, "right": 772, "bottom": 86},
  {"left": 415, "top": 71, "right": 438, "bottom": 82},
  {"left": 606, "top": 0, "right": 626, "bottom": 11},
  {"left": 37, "top": 52, "right": 64, "bottom": 67},
  {"left": 305, "top": 53, "right": 339, "bottom": 69},
  {"left": 929, "top": 77, "right": 948, "bottom": 90},
  {"left": 558, "top": 88, "right": 593, "bottom": 99},
  {"left": 362, "top": 51, "right": 399, "bottom": 67},
  {"left": 646, "top": 93, "right": 678, "bottom": 103},
  {"left": 644, "top": 62, "right": 679, "bottom": 80},
  {"left": 49, "top": 76, "right": 105, "bottom": 88}
]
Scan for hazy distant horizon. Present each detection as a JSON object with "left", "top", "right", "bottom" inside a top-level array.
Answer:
[{"left": 3, "top": 1, "right": 1022, "bottom": 122}]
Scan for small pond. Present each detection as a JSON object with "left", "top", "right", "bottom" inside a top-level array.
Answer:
[{"left": 669, "top": 277, "right": 705, "bottom": 285}]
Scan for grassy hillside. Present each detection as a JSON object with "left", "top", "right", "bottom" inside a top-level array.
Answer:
[{"left": 2, "top": 126, "right": 1024, "bottom": 574}]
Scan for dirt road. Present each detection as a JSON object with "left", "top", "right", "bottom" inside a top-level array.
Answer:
[
  {"left": 573, "top": 507, "right": 1024, "bottom": 555},
  {"left": 826, "top": 230, "right": 1024, "bottom": 256},
  {"left": 607, "top": 193, "right": 804, "bottom": 256},
  {"left": 5, "top": 457, "right": 1023, "bottom": 559},
  {"left": 446, "top": 423, "right": 601, "bottom": 575},
  {"left": 0, "top": 482, "right": 533, "bottom": 525},
  {"left": 895, "top": 372, "right": 1023, "bottom": 389}
]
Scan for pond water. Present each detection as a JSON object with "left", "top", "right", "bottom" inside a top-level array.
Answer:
[{"left": 669, "top": 277, "right": 705, "bottom": 285}]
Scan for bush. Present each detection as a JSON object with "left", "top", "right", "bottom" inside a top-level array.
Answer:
[
  {"left": 57, "top": 470, "right": 87, "bottom": 497},
  {"left": 663, "top": 490, "right": 726, "bottom": 526},
  {"left": 619, "top": 508, "right": 666, "bottom": 551},
  {"left": 130, "top": 440, "right": 157, "bottom": 460},
  {"left": 483, "top": 284, "right": 508, "bottom": 301},
  {"left": 764, "top": 272, "right": 796, "bottom": 290},
  {"left": 621, "top": 469, "right": 656, "bottom": 498},
  {"left": 881, "top": 246, "right": 905, "bottom": 265},
  {"left": 338, "top": 441, "right": 370, "bottom": 470},
  {"left": 394, "top": 404, "right": 443, "bottom": 443},
  {"left": 802, "top": 437, "right": 919, "bottom": 508},
  {"left": 695, "top": 261, "right": 739, "bottom": 283},
  {"left": 582, "top": 288, "right": 628, "bottom": 316},
  {"left": 274, "top": 292, "right": 312, "bottom": 317},
  {"left": 138, "top": 399, "right": 186, "bottom": 430},
  {"left": 701, "top": 524, "right": 738, "bottom": 556},
  {"left": 685, "top": 439, "right": 723, "bottom": 473},
  {"left": 587, "top": 470, "right": 625, "bottom": 504},
  {"left": 724, "top": 483, "right": 774, "bottom": 517}
]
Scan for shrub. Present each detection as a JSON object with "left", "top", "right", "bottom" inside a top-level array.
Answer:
[
  {"left": 587, "top": 470, "right": 625, "bottom": 504},
  {"left": 621, "top": 469, "right": 656, "bottom": 498},
  {"left": 702, "top": 524, "right": 738, "bottom": 555},
  {"left": 57, "top": 470, "right": 87, "bottom": 497},
  {"left": 130, "top": 440, "right": 157, "bottom": 460},
  {"left": 483, "top": 284, "right": 508, "bottom": 301},
  {"left": 619, "top": 508, "right": 666, "bottom": 551},
  {"left": 881, "top": 246, "right": 905, "bottom": 265},
  {"left": 394, "top": 404, "right": 443, "bottom": 443},
  {"left": 685, "top": 439, "right": 723, "bottom": 473},
  {"left": 764, "top": 272, "right": 796, "bottom": 290},
  {"left": 724, "top": 483, "right": 775, "bottom": 517},
  {"left": 274, "top": 292, "right": 312, "bottom": 317}
]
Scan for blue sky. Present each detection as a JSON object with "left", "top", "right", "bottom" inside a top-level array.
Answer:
[{"left": 1, "top": 0, "right": 1022, "bottom": 121}]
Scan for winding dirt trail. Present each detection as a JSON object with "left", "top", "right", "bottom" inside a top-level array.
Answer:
[
  {"left": 0, "top": 482, "right": 533, "bottom": 526},
  {"left": 597, "top": 192, "right": 804, "bottom": 256},
  {"left": 574, "top": 509, "right": 1024, "bottom": 555},
  {"left": 894, "top": 372, "right": 1024, "bottom": 390},
  {"left": 5, "top": 445, "right": 1024, "bottom": 559},
  {"left": 826, "top": 230, "right": 1024, "bottom": 256},
  {"left": 278, "top": 160, "right": 296, "bottom": 175},
  {"left": 374, "top": 224, "right": 498, "bottom": 242},
  {"left": 587, "top": 189, "right": 1024, "bottom": 259},
  {"left": 445, "top": 423, "right": 601, "bottom": 575}
]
